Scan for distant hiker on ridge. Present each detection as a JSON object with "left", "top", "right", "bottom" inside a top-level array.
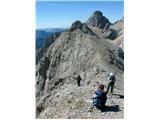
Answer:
[
  {"left": 107, "top": 72, "right": 116, "bottom": 93},
  {"left": 73, "top": 72, "right": 83, "bottom": 86}
]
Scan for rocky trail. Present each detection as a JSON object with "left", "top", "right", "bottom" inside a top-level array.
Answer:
[{"left": 38, "top": 81, "right": 124, "bottom": 119}]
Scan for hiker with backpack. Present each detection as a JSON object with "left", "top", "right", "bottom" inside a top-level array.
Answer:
[
  {"left": 92, "top": 84, "right": 108, "bottom": 110},
  {"left": 107, "top": 72, "right": 116, "bottom": 93}
]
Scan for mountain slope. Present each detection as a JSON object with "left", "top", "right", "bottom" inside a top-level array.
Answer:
[
  {"left": 36, "top": 11, "right": 124, "bottom": 119},
  {"left": 36, "top": 28, "right": 66, "bottom": 48},
  {"left": 36, "top": 30, "right": 52, "bottom": 48}
]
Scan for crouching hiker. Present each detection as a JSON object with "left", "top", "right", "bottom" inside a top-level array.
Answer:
[{"left": 92, "top": 84, "right": 108, "bottom": 110}]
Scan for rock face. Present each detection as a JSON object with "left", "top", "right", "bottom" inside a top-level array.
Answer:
[
  {"left": 36, "top": 32, "right": 62, "bottom": 64},
  {"left": 111, "top": 18, "right": 124, "bottom": 49},
  {"left": 86, "top": 11, "right": 111, "bottom": 29},
  {"left": 70, "top": 20, "right": 95, "bottom": 36},
  {"left": 36, "top": 11, "right": 124, "bottom": 119},
  {"left": 70, "top": 20, "right": 83, "bottom": 31}
]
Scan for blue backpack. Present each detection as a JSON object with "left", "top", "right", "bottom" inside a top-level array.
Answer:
[{"left": 92, "top": 90, "right": 107, "bottom": 107}]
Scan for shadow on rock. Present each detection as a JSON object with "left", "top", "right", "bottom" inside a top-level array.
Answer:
[
  {"left": 112, "top": 93, "right": 124, "bottom": 98},
  {"left": 100, "top": 105, "right": 121, "bottom": 112}
]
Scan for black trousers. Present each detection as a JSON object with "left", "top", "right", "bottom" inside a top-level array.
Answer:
[
  {"left": 107, "top": 82, "right": 115, "bottom": 93},
  {"left": 77, "top": 79, "right": 81, "bottom": 86}
]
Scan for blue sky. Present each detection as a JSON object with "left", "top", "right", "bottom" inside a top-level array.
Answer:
[{"left": 36, "top": 1, "right": 124, "bottom": 29}]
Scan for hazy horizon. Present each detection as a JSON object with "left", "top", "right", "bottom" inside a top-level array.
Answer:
[
  {"left": 36, "top": 27, "right": 69, "bottom": 30},
  {"left": 36, "top": 1, "right": 124, "bottom": 29}
]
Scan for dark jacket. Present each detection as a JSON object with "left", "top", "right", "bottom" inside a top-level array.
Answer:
[{"left": 93, "top": 90, "right": 107, "bottom": 107}]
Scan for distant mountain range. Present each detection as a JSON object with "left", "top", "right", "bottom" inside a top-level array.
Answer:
[{"left": 36, "top": 28, "right": 67, "bottom": 48}]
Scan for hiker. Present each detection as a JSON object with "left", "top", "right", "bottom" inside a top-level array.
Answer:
[
  {"left": 107, "top": 72, "right": 116, "bottom": 93},
  {"left": 73, "top": 73, "right": 82, "bottom": 86},
  {"left": 92, "top": 84, "right": 108, "bottom": 110}
]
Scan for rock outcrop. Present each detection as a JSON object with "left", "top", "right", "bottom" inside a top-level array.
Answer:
[
  {"left": 86, "top": 11, "right": 111, "bottom": 29},
  {"left": 36, "top": 32, "right": 62, "bottom": 64},
  {"left": 36, "top": 11, "right": 124, "bottom": 119},
  {"left": 70, "top": 20, "right": 95, "bottom": 36}
]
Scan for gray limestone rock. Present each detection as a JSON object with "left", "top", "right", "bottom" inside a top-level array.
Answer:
[{"left": 86, "top": 11, "right": 111, "bottom": 29}]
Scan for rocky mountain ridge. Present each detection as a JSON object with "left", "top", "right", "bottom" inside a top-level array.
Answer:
[
  {"left": 36, "top": 28, "right": 66, "bottom": 48},
  {"left": 36, "top": 10, "right": 124, "bottom": 118}
]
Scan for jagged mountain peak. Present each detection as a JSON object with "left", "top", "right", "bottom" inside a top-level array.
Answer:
[
  {"left": 86, "top": 10, "right": 111, "bottom": 29},
  {"left": 70, "top": 20, "right": 83, "bottom": 31},
  {"left": 93, "top": 11, "right": 103, "bottom": 16},
  {"left": 70, "top": 20, "right": 96, "bottom": 36}
]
